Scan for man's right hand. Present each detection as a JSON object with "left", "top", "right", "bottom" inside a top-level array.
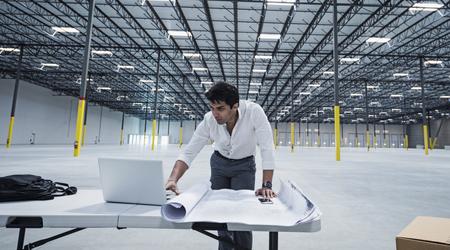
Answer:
[{"left": 165, "top": 179, "right": 180, "bottom": 195}]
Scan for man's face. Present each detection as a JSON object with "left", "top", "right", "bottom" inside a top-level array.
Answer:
[{"left": 210, "top": 101, "right": 238, "bottom": 125}]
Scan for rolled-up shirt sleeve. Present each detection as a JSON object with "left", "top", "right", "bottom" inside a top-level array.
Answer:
[
  {"left": 176, "top": 116, "right": 210, "bottom": 168},
  {"left": 252, "top": 105, "right": 276, "bottom": 170}
]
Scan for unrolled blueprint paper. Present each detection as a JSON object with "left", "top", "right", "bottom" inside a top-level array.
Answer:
[{"left": 161, "top": 180, "right": 321, "bottom": 226}]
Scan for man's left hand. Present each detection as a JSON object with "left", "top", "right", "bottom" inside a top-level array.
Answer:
[{"left": 255, "top": 188, "right": 276, "bottom": 198}]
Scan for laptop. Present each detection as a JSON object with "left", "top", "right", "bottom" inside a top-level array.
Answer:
[{"left": 98, "top": 158, "right": 167, "bottom": 205}]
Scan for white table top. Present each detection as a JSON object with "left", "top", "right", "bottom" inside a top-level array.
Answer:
[{"left": 0, "top": 190, "right": 320, "bottom": 232}]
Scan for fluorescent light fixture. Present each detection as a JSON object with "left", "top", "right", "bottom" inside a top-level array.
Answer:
[
  {"left": 142, "top": 0, "right": 176, "bottom": 5},
  {"left": 139, "top": 79, "right": 154, "bottom": 84},
  {"left": 151, "top": 88, "right": 165, "bottom": 92},
  {"left": 250, "top": 82, "right": 262, "bottom": 86},
  {"left": 323, "top": 107, "right": 333, "bottom": 111},
  {"left": 367, "top": 85, "right": 379, "bottom": 89},
  {"left": 323, "top": 71, "right": 334, "bottom": 75},
  {"left": 39, "top": 63, "right": 59, "bottom": 70},
  {"left": 76, "top": 77, "right": 93, "bottom": 84},
  {"left": 379, "top": 112, "right": 388, "bottom": 115},
  {"left": 424, "top": 60, "right": 443, "bottom": 66},
  {"left": 259, "top": 33, "right": 281, "bottom": 40},
  {"left": 183, "top": 52, "right": 201, "bottom": 59},
  {"left": 201, "top": 81, "right": 213, "bottom": 85},
  {"left": 41, "top": 63, "right": 59, "bottom": 67},
  {"left": 344, "top": 111, "right": 353, "bottom": 115},
  {"left": 51, "top": 27, "right": 80, "bottom": 36},
  {"left": 132, "top": 103, "right": 143, "bottom": 106},
  {"left": 411, "top": 86, "right": 422, "bottom": 90},
  {"left": 168, "top": 30, "right": 191, "bottom": 38},
  {"left": 393, "top": 73, "right": 409, "bottom": 77},
  {"left": 91, "top": 50, "right": 113, "bottom": 56},
  {"left": 266, "top": 0, "right": 295, "bottom": 7},
  {"left": 409, "top": 2, "right": 444, "bottom": 13},
  {"left": 440, "top": 95, "right": 450, "bottom": 99},
  {"left": 308, "top": 84, "right": 320, "bottom": 88},
  {"left": 299, "top": 92, "right": 311, "bottom": 95},
  {"left": 192, "top": 67, "right": 208, "bottom": 72},
  {"left": 350, "top": 93, "right": 363, "bottom": 97},
  {"left": 97, "top": 87, "right": 111, "bottom": 91},
  {"left": 0, "top": 48, "right": 20, "bottom": 54},
  {"left": 392, "top": 108, "right": 402, "bottom": 112},
  {"left": 252, "top": 69, "right": 266, "bottom": 73},
  {"left": 390, "top": 94, "right": 403, "bottom": 98},
  {"left": 254, "top": 55, "right": 272, "bottom": 60},
  {"left": 340, "top": 57, "right": 360, "bottom": 63},
  {"left": 117, "top": 65, "right": 135, "bottom": 71},
  {"left": 366, "top": 37, "right": 391, "bottom": 44},
  {"left": 248, "top": 90, "right": 259, "bottom": 94},
  {"left": 370, "top": 101, "right": 381, "bottom": 106},
  {"left": 354, "top": 108, "right": 364, "bottom": 111}
]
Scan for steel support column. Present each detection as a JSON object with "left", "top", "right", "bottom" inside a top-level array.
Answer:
[
  {"left": 6, "top": 45, "right": 23, "bottom": 148},
  {"left": 420, "top": 57, "right": 428, "bottom": 155},
  {"left": 333, "top": 0, "right": 341, "bottom": 161},
  {"left": 73, "top": 0, "right": 95, "bottom": 157}
]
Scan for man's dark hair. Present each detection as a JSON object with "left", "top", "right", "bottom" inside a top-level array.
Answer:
[{"left": 205, "top": 81, "right": 239, "bottom": 108}]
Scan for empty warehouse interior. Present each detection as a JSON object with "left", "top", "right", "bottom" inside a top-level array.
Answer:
[{"left": 1, "top": 0, "right": 450, "bottom": 250}]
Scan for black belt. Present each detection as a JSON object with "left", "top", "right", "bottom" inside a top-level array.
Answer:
[{"left": 214, "top": 151, "right": 254, "bottom": 162}]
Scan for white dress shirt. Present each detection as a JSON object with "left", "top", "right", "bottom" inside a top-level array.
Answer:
[{"left": 177, "top": 100, "right": 276, "bottom": 170}]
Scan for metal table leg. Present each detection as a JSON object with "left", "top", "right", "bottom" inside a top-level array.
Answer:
[
  {"left": 269, "top": 232, "right": 278, "bottom": 250},
  {"left": 17, "top": 228, "right": 26, "bottom": 250}
]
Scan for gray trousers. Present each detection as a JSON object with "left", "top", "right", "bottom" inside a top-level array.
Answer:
[{"left": 210, "top": 151, "right": 256, "bottom": 250}]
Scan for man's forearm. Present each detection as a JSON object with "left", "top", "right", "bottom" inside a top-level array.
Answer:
[
  {"left": 168, "top": 160, "right": 189, "bottom": 182},
  {"left": 262, "top": 170, "right": 274, "bottom": 184}
]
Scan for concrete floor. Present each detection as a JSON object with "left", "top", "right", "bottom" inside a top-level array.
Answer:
[{"left": 0, "top": 144, "right": 449, "bottom": 250}]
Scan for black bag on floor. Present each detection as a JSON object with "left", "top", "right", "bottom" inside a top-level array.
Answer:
[{"left": 0, "top": 174, "right": 77, "bottom": 202}]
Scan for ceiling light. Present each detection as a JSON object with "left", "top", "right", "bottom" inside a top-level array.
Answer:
[
  {"left": 252, "top": 69, "right": 266, "bottom": 73},
  {"left": 76, "top": 77, "right": 93, "bottom": 84},
  {"left": 350, "top": 93, "right": 363, "bottom": 97},
  {"left": 132, "top": 103, "right": 143, "bottom": 106},
  {"left": 151, "top": 88, "right": 165, "bottom": 92},
  {"left": 424, "top": 60, "right": 443, "bottom": 66},
  {"left": 192, "top": 67, "right": 208, "bottom": 72},
  {"left": 392, "top": 109, "right": 402, "bottom": 112},
  {"left": 323, "top": 71, "right": 334, "bottom": 75},
  {"left": 39, "top": 63, "right": 59, "bottom": 70},
  {"left": 390, "top": 94, "right": 403, "bottom": 98},
  {"left": 340, "top": 57, "right": 360, "bottom": 63},
  {"left": 354, "top": 108, "right": 363, "bottom": 111},
  {"left": 308, "top": 84, "right": 321, "bottom": 88},
  {"left": 201, "top": 81, "right": 213, "bottom": 85},
  {"left": 440, "top": 95, "right": 450, "bottom": 99},
  {"left": 249, "top": 90, "right": 259, "bottom": 94},
  {"left": 259, "top": 33, "right": 281, "bottom": 40},
  {"left": 393, "top": 73, "right": 409, "bottom": 77},
  {"left": 250, "top": 82, "right": 262, "bottom": 86},
  {"left": 97, "top": 87, "right": 111, "bottom": 91},
  {"left": 411, "top": 86, "right": 422, "bottom": 90},
  {"left": 266, "top": 0, "right": 295, "bottom": 7},
  {"left": 51, "top": 27, "right": 80, "bottom": 36},
  {"left": 139, "top": 79, "right": 154, "bottom": 84},
  {"left": 183, "top": 52, "right": 201, "bottom": 59},
  {"left": 367, "top": 85, "right": 379, "bottom": 89},
  {"left": 366, "top": 37, "right": 391, "bottom": 44},
  {"left": 91, "top": 50, "right": 113, "bottom": 56},
  {"left": 117, "top": 65, "right": 135, "bottom": 71},
  {"left": 409, "top": 2, "right": 444, "bottom": 13},
  {"left": 0, "top": 48, "right": 20, "bottom": 54},
  {"left": 299, "top": 92, "right": 311, "bottom": 95},
  {"left": 168, "top": 30, "right": 192, "bottom": 38},
  {"left": 254, "top": 55, "right": 272, "bottom": 60}
]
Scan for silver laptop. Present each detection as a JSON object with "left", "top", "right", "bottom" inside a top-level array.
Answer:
[{"left": 98, "top": 158, "right": 166, "bottom": 205}]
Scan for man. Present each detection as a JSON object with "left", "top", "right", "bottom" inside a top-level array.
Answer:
[{"left": 165, "top": 82, "right": 276, "bottom": 250}]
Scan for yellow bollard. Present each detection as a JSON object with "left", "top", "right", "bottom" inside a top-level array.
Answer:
[
  {"left": 81, "top": 125, "right": 86, "bottom": 146},
  {"left": 120, "top": 129, "right": 124, "bottom": 145},
  {"left": 431, "top": 137, "right": 437, "bottom": 150},
  {"left": 334, "top": 105, "right": 340, "bottom": 161},
  {"left": 423, "top": 125, "right": 429, "bottom": 155},
  {"left": 405, "top": 135, "right": 408, "bottom": 150},
  {"left": 290, "top": 122, "right": 295, "bottom": 152},
  {"left": 73, "top": 99, "right": 86, "bottom": 157},
  {"left": 6, "top": 116, "right": 15, "bottom": 148},
  {"left": 274, "top": 128, "right": 278, "bottom": 149},
  {"left": 151, "top": 119, "right": 156, "bottom": 151},
  {"left": 366, "top": 130, "right": 370, "bottom": 151}
]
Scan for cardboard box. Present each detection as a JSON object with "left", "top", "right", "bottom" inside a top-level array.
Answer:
[{"left": 396, "top": 216, "right": 450, "bottom": 250}]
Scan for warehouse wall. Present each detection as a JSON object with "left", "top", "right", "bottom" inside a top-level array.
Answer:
[
  {"left": 134, "top": 116, "right": 406, "bottom": 148},
  {"left": 0, "top": 78, "right": 140, "bottom": 145},
  {"left": 407, "top": 119, "right": 450, "bottom": 149}
]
